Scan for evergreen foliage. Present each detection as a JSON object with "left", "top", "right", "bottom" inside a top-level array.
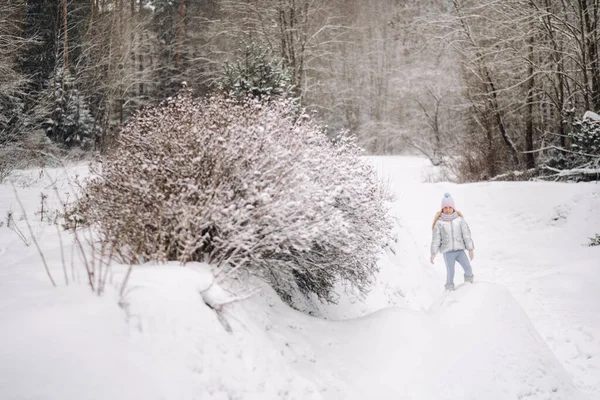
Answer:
[
  {"left": 543, "top": 117, "right": 600, "bottom": 175},
  {"left": 571, "top": 118, "right": 600, "bottom": 157},
  {"left": 43, "top": 67, "right": 95, "bottom": 148},
  {"left": 218, "top": 44, "right": 294, "bottom": 100}
]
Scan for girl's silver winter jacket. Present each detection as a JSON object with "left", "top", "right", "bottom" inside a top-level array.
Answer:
[{"left": 430, "top": 216, "right": 474, "bottom": 254}]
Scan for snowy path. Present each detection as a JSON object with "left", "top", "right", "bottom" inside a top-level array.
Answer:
[
  {"left": 372, "top": 156, "right": 600, "bottom": 398},
  {"left": 317, "top": 283, "right": 584, "bottom": 400}
]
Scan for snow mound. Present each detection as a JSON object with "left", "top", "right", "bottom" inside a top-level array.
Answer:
[
  {"left": 114, "top": 264, "right": 350, "bottom": 400},
  {"left": 318, "top": 282, "right": 587, "bottom": 400},
  {"left": 108, "top": 269, "right": 591, "bottom": 400}
]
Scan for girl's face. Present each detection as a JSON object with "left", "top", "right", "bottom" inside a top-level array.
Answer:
[{"left": 442, "top": 206, "right": 454, "bottom": 215}]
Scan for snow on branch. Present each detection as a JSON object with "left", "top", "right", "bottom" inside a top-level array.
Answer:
[
  {"left": 68, "top": 93, "right": 393, "bottom": 304},
  {"left": 536, "top": 114, "right": 600, "bottom": 181},
  {"left": 583, "top": 111, "right": 600, "bottom": 122}
]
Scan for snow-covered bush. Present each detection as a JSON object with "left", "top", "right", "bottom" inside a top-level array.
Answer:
[
  {"left": 71, "top": 93, "right": 393, "bottom": 303},
  {"left": 590, "top": 234, "right": 600, "bottom": 247}
]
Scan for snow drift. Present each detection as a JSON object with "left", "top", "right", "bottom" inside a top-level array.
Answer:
[{"left": 0, "top": 261, "right": 586, "bottom": 399}]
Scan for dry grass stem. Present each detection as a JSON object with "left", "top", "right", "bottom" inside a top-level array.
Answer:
[{"left": 11, "top": 183, "right": 56, "bottom": 287}]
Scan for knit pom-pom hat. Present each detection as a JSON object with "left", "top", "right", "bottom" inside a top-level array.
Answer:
[{"left": 441, "top": 192, "right": 455, "bottom": 210}]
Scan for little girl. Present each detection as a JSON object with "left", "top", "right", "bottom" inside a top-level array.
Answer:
[{"left": 430, "top": 193, "right": 475, "bottom": 290}]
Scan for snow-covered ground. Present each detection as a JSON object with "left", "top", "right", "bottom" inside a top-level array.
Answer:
[{"left": 0, "top": 157, "right": 598, "bottom": 399}]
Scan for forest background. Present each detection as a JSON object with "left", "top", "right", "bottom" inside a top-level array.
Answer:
[{"left": 2, "top": 0, "right": 600, "bottom": 182}]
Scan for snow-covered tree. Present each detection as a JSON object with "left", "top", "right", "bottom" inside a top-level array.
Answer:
[
  {"left": 217, "top": 44, "right": 294, "bottom": 100},
  {"left": 42, "top": 67, "right": 95, "bottom": 148},
  {"left": 540, "top": 112, "right": 600, "bottom": 181},
  {"left": 572, "top": 116, "right": 600, "bottom": 158},
  {"left": 70, "top": 92, "right": 393, "bottom": 304}
]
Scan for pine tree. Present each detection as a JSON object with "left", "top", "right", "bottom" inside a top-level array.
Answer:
[
  {"left": 571, "top": 119, "right": 600, "bottom": 157},
  {"left": 218, "top": 44, "right": 294, "bottom": 100},
  {"left": 543, "top": 116, "right": 600, "bottom": 178},
  {"left": 43, "top": 67, "right": 95, "bottom": 148}
]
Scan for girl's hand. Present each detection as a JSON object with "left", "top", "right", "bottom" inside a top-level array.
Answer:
[
  {"left": 430, "top": 254, "right": 436, "bottom": 264},
  {"left": 468, "top": 249, "right": 474, "bottom": 260}
]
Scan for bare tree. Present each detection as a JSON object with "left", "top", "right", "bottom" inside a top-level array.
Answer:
[
  {"left": 0, "top": 1, "right": 41, "bottom": 154},
  {"left": 409, "top": 90, "right": 446, "bottom": 165},
  {"left": 0, "top": 0, "right": 29, "bottom": 139},
  {"left": 77, "top": 0, "right": 157, "bottom": 150}
]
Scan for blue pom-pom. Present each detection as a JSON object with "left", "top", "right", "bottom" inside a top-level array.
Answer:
[{"left": 444, "top": 192, "right": 451, "bottom": 198}]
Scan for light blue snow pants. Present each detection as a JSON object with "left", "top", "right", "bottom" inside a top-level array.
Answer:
[{"left": 443, "top": 250, "right": 473, "bottom": 285}]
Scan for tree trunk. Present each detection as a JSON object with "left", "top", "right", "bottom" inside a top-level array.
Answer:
[
  {"left": 580, "top": 0, "right": 600, "bottom": 110},
  {"left": 176, "top": 0, "right": 185, "bottom": 67},
  {"left": 62, "top": 0, "right": 69, "bottom": 70},
  {"left": 542, "top": 0, "right": 567, "bottom": 147},
  {"left": 22, "top": 0, "right": 59, "bottom": 91},
  {"left": 577, "top": 0, "right": 592, "bottom": 110},
  {"left": 525, "top": 31, "right": 535, "bottom": 169},
  {"left": 483, "top": 66, "right": 520, "bottom": 167},
  {"left": 452, "top": 0, "right": 519, "bottom": 166}
]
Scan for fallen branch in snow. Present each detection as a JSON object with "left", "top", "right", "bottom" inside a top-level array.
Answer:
[
  {"left": 11, "top": 183, "right": 56, "bottom": 287},
  {"left": 489, "top": 168, "right": 538, "bottom": 182},
  {"left": 206, "top": 306, "right": 233, "bottom": 333},
  {"left": 522, "top": 145, "right": 599, "bottom": 159},
  {"left": 539, "top": 166, "right": 600, "bottom": 181},
  {"left": 199, "top": 276, "right": 262, "bottom": 333},
  {"left": 203, "top": 287, "right": 262, "bottom": 312}
]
